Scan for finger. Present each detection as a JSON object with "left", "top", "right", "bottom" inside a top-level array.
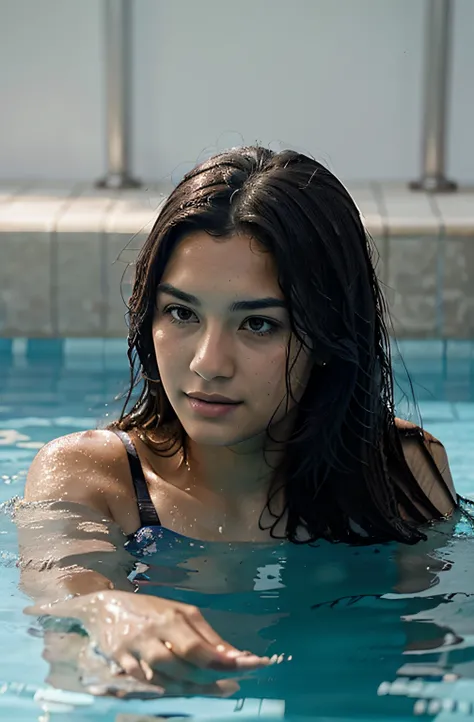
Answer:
[
  {"left": 139, "top": 640, "right": 248, "bottom": 685},
  {"left": 116, "top": 652, "right": 148, "bottom": 683},
  {"left": 183, "top": 607, "right": 270, "bottom": 667},
  {"left": 184, "top": 608, "right": 233, "bottom": 647},
  {"left": 162, "top": 612, "right": 269, "bottom": 672}
]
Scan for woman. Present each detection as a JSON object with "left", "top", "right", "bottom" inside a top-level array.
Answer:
[{"left": 22, "top": 146, "right": 458, "bottom": 697}]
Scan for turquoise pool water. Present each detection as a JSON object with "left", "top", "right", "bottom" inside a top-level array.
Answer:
[{"left": 1, "top": 339, "right": 474, "bottom": 722}]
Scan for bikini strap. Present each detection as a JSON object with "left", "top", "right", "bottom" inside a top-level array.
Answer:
[{"left": 111, "top": 429, "right": 162, "bottom": 527}]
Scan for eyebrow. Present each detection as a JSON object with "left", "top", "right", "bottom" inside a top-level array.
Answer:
[{"left": 157, "top": 282, "right": 287, "bottom": 312}]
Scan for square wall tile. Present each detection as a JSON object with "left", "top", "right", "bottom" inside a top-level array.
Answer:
[
  {"left": 0, "top": 231, "right": 52, "bottom": 336},
  {"left": 105, "top": 232, "right": 147, "bottom": 336},
  {"left": 443, "top": 236, "right": 474, "bottom": 337},
  {"left": 26, "top": 338, "right": 64, "bottom": 358},
  {"left": 387, "top": 236, "right": 439, "bottom": 337},
  {"left": 56, "top": 232, "right": 104, "bottom": 336}
]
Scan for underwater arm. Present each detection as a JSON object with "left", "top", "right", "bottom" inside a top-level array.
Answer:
[
  {"left": 20, "top": 432, "right": 268, "bottom": 696},
  {"left": 19, "top": 432, "right": 136, "bottom": 604}
]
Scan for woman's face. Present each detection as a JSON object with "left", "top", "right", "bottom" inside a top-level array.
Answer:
[{"left": 152, "top": 231, "right": 312, "bottom": 448}]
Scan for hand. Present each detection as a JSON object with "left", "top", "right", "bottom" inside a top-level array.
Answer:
[
  {"left": 41, "top": 631, "right": 181, "bottom": 699},
  {"left": 28, "top": 591, "right": 270, "bottom": 696}
]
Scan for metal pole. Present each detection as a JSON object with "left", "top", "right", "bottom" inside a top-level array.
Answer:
[
  {"left": 410, "top": 0, "right": 456, "bottom": 192},
  {"left": 97, "top": 0, "right": 140, "bottom": 189}
]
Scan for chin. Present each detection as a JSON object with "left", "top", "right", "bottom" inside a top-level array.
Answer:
[{"left": 183, "top": 423, "right": 261, "bottom": 448}]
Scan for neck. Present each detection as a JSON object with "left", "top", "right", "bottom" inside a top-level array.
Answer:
[
  {"left": 187, "top": 439, "right": 275, "bottom": 495},
  {"left": 183, "top": 411, "right": 298, "bottom": 502}
]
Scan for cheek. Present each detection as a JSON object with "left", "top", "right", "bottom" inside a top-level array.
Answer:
[
  {"left": 153, "top": 326, "right": 183, "bottom": 363},
  {"left": 152, "top": 327, "right": 184, "bottom": 387},
  {"left": 153, "top": 326, "right": 165, "bottom": 349},
  {"left": 247, "top": 348, "right": 289, "bottom": 401}
]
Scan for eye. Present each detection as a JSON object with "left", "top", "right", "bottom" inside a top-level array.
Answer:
[
  {"left": 241, "top": 317, "right": 280, "bottom": 336},
  {"left": 164, "top": 305, "right": 198, "bottom": 324}
]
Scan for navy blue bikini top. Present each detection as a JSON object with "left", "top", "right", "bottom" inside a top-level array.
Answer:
[
  {"left": 112, "top": 429, "right": 195, "bottom": 559},
  {"left": 113, "top": 426, "right": 474, "bottom": 557},
  {"left": 112, "top": 429, "right": 163, "bottom": 528}
]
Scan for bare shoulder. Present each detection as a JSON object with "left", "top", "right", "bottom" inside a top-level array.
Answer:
[
  {"left": 394, "top": 417, "right": 456, "bottom": 515},
  {"left": 25, "top": 429, "right": 133, "bottom": 517}
]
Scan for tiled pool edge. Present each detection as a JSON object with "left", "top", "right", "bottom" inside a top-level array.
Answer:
[{"left": 1, "top": 181, "right": 474, "bottom": 338}]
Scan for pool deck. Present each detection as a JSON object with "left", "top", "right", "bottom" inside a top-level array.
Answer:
[{"left": 0, "top": 181, "right": 473, "bottom": 338}]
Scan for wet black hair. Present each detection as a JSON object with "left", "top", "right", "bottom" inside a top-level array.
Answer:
[{"left": 112, "top": 146, "right": 453, "bottom": 545}]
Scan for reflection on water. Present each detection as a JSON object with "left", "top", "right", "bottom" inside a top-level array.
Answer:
[
  {"left": 1, "top": 341, "right": 474, "bottom": 719},
  {"left": 1, "top": 498, "right": 474, "bottom": 720}
]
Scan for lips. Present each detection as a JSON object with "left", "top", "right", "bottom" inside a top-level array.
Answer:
[
  {"left": 185, "top": 393, "right": 242, "bottom": 419},
  {"left": 186, "top": 393, "right": 241, "bottom": 405}
]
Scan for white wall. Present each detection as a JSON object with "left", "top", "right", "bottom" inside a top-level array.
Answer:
[
  {"left": 1, "top": 0, "right": 473, "bottom": 183},
  {"left": 448, "top": 0, "right": 474, "bottom": 184},
  {"left": 0, "top": 0, "right": 105, "bottom": 181}
]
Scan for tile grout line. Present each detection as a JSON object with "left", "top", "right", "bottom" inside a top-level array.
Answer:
[
  {"left": 49, "top": 185, "right": 84, "bottom": 339},
  {"left": 428, "top": 193, "right": 446, "bottom": 340},
  {"left": 101, "top": 194, "right": 121, "bottom": 338}
]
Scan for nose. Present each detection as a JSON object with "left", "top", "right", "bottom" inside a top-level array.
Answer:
[{"left": 189, "top": 324, "right": 235, "bottom": 381}]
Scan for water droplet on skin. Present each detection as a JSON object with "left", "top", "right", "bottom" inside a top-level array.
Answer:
[{"left": 413, "top": 700, "right": 426, "bottom": 715}]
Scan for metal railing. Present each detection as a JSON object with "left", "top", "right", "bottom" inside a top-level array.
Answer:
[
  {"left": 96, "top": 0, "right": 458, "bottom": 193},
  {"left": 410, "top": 0, "right": 457, "bottom": 192},
  {"left": 96, "top": 0, "right": 140, "bottom": 189}
]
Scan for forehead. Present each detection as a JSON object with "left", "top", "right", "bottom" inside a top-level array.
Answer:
[{"left": 161, "top": 231, "right": 282, "bottom": 296}]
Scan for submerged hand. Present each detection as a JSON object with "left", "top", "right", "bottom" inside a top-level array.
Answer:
[
  {"left": 28, "top": 590, "right": 270, "bottom": 696},
  {"left": 41, "top": 630, "right": 236, "bottom": 699}
]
